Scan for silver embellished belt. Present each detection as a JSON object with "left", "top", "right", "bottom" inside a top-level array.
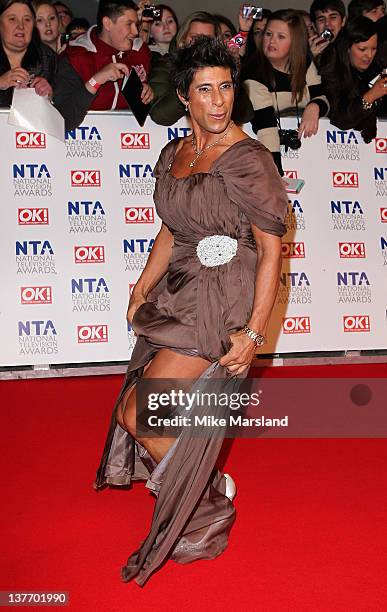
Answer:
[{"left": 196, "top": 235, "right": 238, "bottom": 267}]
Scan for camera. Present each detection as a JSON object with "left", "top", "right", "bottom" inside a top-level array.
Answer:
[
  {"left": 142, "top": 5, "right": 161, "bottom": 19},
  {"left": 242, "top": 5, "right": 263, "bottom": 20},
  {"left": 320, "top": 28, "right": 333, "bottom": 41},
  {"left": 279, "top": 129, "right": 302, "bottom": 152},
  {"left": 227, "top": 33, "right": 246, "bottom": 49}
]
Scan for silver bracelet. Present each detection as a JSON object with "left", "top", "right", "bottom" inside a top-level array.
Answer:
[
  {"left": 361, "top": 97, "right": 373, "bottom": 110},
  {"left": 242, "top": 325, "right": 266, "bottom": 347}
]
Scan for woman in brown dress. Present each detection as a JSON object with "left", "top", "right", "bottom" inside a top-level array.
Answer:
[{"left": 95, "top": 36, "right": 288, "bottom": 586}]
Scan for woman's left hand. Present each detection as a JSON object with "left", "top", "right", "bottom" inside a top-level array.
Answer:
[
  {"left": 238, "top": 4, "right": 253, "bottom": 33},
  {"left": 298, "top": 102, "right": 320, "bottom": 139},
  {"left": 141, "top": 82, "right": 154, "bottom": 104},
  {"left": 31, "top": 76, "right": 53, "bottom": 98},
  {"left": 218, "top": 330, "right": 257, "bottom": 376}
]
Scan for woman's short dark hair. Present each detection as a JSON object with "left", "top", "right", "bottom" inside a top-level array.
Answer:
[
  {"left": 96, "top": 0, "right": 138, "bottom": 32},
  {"left": 65, "top": 17, "right": 90, "bottom": 35},
  {"left": 0, "top": 0, "right": 35, "bottom": 17},
  {"left": 344, "top": 14, "right": 378, "bottom": 43},
  {"left": 171, "top": 35, "right": 239, "bottom": 99}
]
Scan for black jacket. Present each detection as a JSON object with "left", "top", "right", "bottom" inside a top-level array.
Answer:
[
  {"left": 0, "top": 39, "right": 94, "bottom": 131},
  {"left": 321, "top": 61, "right": 386, "bottom": 143},
  {"left": 0, "top": 39, "right": 57, "bottom": 107}
]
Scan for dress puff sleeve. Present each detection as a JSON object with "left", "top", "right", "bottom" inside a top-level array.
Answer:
[
  {"left": 153, "top": 139, "right": 177, "bottom": 208},
  {"left": 213, "top": 138, "right": 288, "bottom": 237},
  {"left": 153, "top": 139, "right": 176, "bottom": 180}
]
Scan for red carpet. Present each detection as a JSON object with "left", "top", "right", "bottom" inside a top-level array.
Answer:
[{"left": 1, "top": 365, "right": 387, "bottom": 611}]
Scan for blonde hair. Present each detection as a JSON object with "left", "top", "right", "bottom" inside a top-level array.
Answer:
[{"left": 175, "top": 11, "right": 221, "bottom": 49}]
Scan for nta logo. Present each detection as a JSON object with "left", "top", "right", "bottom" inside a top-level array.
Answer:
[
  {"left": 326, "top": 130, "right": 358, "bottom": 145},
  {"left": 343, "top": 315, "right": 370, "bottom": 332},
  {"left": 121, "top": 133, "right": 150, "bottom": 149},
  {"left": 71, "top": 170, "right": 101, "bottom": 187},
  {"left": 77, "top": 324, "right": 108, "bottom": 343},
  {"left": 66, "top": 126, "right": 101, "bottom": 140},
  {"left": 16, "top": 132, "right": 46, "bottom": 148},
  {"left": 380, "top": 208, "right": 387, "bottom": 223},
  {"left": 16, "top": 240, "right": 53, "bottom": 255},
  {"left": 283, "top": 316, "right": 311, "bottom": 334},
  {"left": 18, "top": 320, "right": 56, "bottom": 335},
  {"left": 13, "top": 164, "right": 50, "bottom": 178},
  {"left": 332, "top": 172, "right": 359, "bottom": 188}
]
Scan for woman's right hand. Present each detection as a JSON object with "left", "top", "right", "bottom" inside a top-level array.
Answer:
[
  {"left": 365, "top": 76, "right": 387, "bottom": 104},
  {"left": 238, "top": 4, "right": 253, "bottom": 33},
  {"left": 308, "top": 33, "right": 330, "bottom": 58},
  {"left": 0, "top": 67, "right": 30, "bottom": 90},
  {"left": 126, "top": 292, "right": 147, "bottom": 325}
]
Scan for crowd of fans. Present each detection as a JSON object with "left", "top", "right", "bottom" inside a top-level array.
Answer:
[{"left": 0, "top": 0, "right": 385, "bottom": 174}]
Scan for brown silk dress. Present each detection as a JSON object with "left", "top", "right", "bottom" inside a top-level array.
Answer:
[{"left": 95, "top": 137, "right": 288, "bottom": 586}]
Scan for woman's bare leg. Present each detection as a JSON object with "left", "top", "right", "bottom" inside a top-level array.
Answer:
[{"left": 116, "top": 348, "right": 211, "bottom": 463}]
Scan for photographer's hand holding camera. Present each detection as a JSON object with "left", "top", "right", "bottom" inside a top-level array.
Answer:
[
  {"left": 227, "top": 4, "right": 266, "bottom": 60},
  {"left": 136, "top": 0, "right": 156, "bottom": 45},
  {"left": 309, "top": 31, "right": 331, "bottom": 59}
]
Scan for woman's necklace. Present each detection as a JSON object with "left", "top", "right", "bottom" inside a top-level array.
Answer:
[{"left": 189, "top": 121, "right": 234, "bottom": 168}]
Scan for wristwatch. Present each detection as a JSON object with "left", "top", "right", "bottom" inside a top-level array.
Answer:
[{"left": 242, "top": 325, "right": 266, "bottom": 347}]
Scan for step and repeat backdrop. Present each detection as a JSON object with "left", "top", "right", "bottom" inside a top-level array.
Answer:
[{"left": 1, "top": 111, "right": 386, "bottom": 366}]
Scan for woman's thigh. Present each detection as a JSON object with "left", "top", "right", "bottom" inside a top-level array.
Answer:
[{"left": 117, "top": 348, "right": 211, "bottom": 431}]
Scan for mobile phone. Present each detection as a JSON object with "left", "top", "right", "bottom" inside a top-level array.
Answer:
[
  {"left": 242, "top": 6, "right": 263, "bottom": 20},
  {"left": 142, "top": 5, "right": 161, "bottom": 19}
]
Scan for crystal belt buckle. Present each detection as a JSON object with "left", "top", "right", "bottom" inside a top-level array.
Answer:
[{"left": 196, "top": 235, "right": 238, "bottom": 267}]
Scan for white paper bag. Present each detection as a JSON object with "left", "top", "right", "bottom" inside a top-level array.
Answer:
[{"left": 8, "top": 87, "right": 65, "bottom": 142}]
